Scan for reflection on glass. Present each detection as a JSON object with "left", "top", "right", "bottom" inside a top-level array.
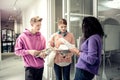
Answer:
[
  {"left": 63, "top": 1, "right": 94, "bottom": 79},
  {"left": 2, "top": 29, "right": 6, "bottom": 41},
  {"left": 98, "top": 0, "right": 120, "bottom": 80},
  {"left": 1, "top": 29, "right": 15, "bottom": 53},
  {"left": 63, "top": 0, "right": 93, "bottom": 42},
  {"left": 7, "top": 30, "right": 12, "bottom": 41},
  {"left": 70, "top": 0, "right": 93, "bottom": 14}
]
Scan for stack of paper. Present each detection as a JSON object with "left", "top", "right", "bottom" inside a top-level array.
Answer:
[{"left": 59, "top": 38, "right": 75, "bottom": 49}]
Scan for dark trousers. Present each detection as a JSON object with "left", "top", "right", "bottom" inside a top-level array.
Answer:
[
  {"left": 54, "top": 63, "right": 71, "bottom": 80},
  {"left": 25, "top": 67, "right": 44, "bottom": 80},
  {"left": 74, "top": 68, "right": 94, "bottom": 80}
]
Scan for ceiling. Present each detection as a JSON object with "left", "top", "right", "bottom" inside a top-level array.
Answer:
[
  {"left": 1, "top": 0, "right": 120, "bottom": 24},
  {"left": 0, "top": 0, "right": 34, "bottom": 23}
]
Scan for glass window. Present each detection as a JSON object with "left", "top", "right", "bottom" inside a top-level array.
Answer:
[
  {"left": 63, "top": 1, "right": 94, "bottom": 80},
  {"left": 98, "top": 0, "right": 120, "bottom": 80},
  {"left": 63, "top": 0, "right": 93, "bottom": 43}
]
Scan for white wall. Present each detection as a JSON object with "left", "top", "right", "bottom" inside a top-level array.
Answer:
[
  {"left": 104, "top": 24, "right": 120, "bottom": 51},
  {"left": 104, "top": 25, "right": 120, "bottom": 63},
  {"left": 22, "top": 0, "right": 48, "bottom": 40},
  {"left": 14, "top": 20, "right": 21, "bottom": 34},
  {"left": 21, "top": 0, "right": 55, "bottom": 79}
]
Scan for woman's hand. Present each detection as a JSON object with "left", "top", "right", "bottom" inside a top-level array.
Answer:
[
  {"left": 38, "top": 52, "right": 47, "bottom": 59},
  {"left": 69, "top": 48, "right": 80, "bottom": 56}
]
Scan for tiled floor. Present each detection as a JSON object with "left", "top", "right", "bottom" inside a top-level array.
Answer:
[
  {"left": 97, "top": 62, "right": 120, "bottom": 80},
  {"left": 0, "top": 53, "right": 120, "bottom": 80},
  {"left": 0, "top": 53, "right": 24, "bottom": 80},
  {"left": 0, "top": 53, "right": 75, "bottom": 80}
]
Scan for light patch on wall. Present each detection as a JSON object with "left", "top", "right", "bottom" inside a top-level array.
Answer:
[
  {"left": 102, "top": 0, "right": 120, "bottom": 9},
  {"left": 70, "top": 17, "right": 80, "bottom": 21}
]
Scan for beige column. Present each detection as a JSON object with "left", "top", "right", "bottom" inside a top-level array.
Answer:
[
  {"left": 0, "top": 11, "right": 1, "bottom": 61},
  {"left": 93, "top": 0, "right": 98, "bottom": 17}
]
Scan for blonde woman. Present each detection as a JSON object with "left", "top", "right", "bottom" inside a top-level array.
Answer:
[{"left": 48, "top": 19, "right": 75, "bottom": 80}]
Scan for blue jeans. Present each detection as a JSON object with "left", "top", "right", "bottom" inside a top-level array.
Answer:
[
  {"left": 54, "top": 63, "right": 71, "bottom": 80},
  {"left": 74, "top": 68, "right": 94, "bottom": 80}
]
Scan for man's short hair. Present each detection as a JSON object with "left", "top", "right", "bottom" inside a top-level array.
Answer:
[{"left": 30, "top": 16, "right": 42, "bottom": 24}]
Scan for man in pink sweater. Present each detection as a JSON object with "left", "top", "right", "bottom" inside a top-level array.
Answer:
[{"left": 15, "top": 16, "right": 46, "bottom": 80}]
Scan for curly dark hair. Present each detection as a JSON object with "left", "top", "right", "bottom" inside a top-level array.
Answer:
[{"left": 82, "top": 16, "right": 104, "bottom": 40}]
